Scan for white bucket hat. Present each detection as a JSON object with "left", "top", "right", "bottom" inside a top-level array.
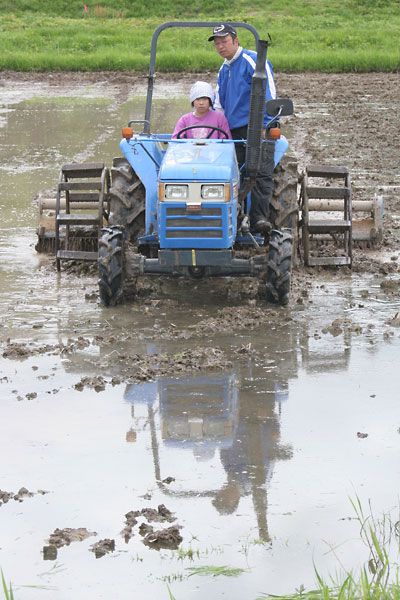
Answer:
[{"left": 189, "top": 81, "right": 215, "bottom": 106}]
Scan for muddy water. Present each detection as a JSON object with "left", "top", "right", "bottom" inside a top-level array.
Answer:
[{"left": 1, "top": 75, "right": 400, "bottom": 600}]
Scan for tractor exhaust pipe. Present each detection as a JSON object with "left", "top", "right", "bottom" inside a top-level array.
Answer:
[{"left": 245, "top": 39, "right": 268, "bottom": 179}]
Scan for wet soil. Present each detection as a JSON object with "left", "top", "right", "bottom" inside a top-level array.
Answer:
[
  {"left": 0, "top": 71, "right": 399, "bottom": 600},
  {"left": 2, "top": 68, "right": 399, "bottom": 243}
]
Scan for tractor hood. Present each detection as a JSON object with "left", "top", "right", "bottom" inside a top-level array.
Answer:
[{"left": 159, "top": 140, "right": 238, "bottom": 182}]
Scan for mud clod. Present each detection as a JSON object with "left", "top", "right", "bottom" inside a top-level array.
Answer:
[
  {"left": 74, "top": 376, "right": 107, "bottom": 392},
  {"left": 0, "top": 490, "right": 12, "bottom": 505},
  {"left": 143, "top": 525, "right": 183, "bottom": 550},
  {"left": 90, "top": 538, "right": 115, "bottom": 558},
  {"left": 122, "top": 504, "right": 178, "bottom": 544},
  {"left": 121, "top": 510, "right": 141, "bottom": 542},
  {"left": 0, "top": 487, "right": 46, "bottom": 507},
  {"left": 141, "top": 504, "right": 176, "bottom": 523},
  {"left": 2, "top": 342, "right": 59, "bottom": 360},
  {"left": 14, "top": 487, "right": 33, "bottom": 500},
  {"left": 139, "top": 522, "right": 154, "bottom": 537},
  {"left": 47, "top": 527, "right": 97, "bottom": 548},
  {"left": 43, "top": 545, "right": 58, "bottom": 561}
]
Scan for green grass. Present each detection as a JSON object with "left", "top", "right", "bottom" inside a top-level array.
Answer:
[
  {"left": 187, "top": 564, "right": 246, "bottom": 577},
  {"left": 167, "top": 584, "right": 177, "bottom": 600},
  {"left": 257, "top": 497, "right": 400, "bottom": 600},
  {"left": 1, "top": 570, "right": 15, "bottom": 600},
  {"left": 0, "top": 0, "right": 399, "bottom": 71}
]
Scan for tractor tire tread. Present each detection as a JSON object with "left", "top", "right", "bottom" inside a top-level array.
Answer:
[
  {"left": 109, "top": 160, "right": 145, "bottom": 243},
  {"left": 266, "top": 229, "right": 293, "bottom": 306},
  {"left": 98, "top": 226, "right": 125, "bottom": 307}
]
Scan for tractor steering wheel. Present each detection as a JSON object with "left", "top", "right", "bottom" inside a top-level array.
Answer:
[{"left": 176, "top": 125, "right": 230, "bottom": 140}]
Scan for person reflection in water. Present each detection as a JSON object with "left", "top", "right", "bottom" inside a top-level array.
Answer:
[{"left": 212, "top": 386, "right": 293, "bottom": 542}]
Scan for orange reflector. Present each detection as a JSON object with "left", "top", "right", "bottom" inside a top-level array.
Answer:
[
  {"left": 122, "top": 127, "right": 134, "bottom": 139},
  {"left": 158, "top": 182, "right": 165, "bottom": 200},
  {"left": 224, "top": 183, "right": 230, "bottom": 201},
  {"left": 186, "top": 203, "right": 202, "bottom": 212},
  {"left": 269, "top": 127, "right": 281, "bottom": 140}
]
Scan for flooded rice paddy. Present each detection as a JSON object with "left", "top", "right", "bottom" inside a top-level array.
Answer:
[{"left": 0, "top": 72, "right": 400, "bottom": 599}]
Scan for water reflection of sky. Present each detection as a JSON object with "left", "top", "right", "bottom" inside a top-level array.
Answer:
[{"left": 1, "top": 335, "right": 399, "bottom": 599}]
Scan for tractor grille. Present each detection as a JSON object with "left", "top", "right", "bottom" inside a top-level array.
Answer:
[
  {"left": 165, "top": 206, "right": 223, "bottom": 239},
  {"left": 166, "top": 207, "right": 221, "bottom": 216},
  {"left": 166, "top": 230, "right": 223, "bottom": 238},
  {"left": 167, "top": 217, "right": 222, "bottom": 227},
  {"left": 161, "top": 384, "right": 227, "bottom": 415}
]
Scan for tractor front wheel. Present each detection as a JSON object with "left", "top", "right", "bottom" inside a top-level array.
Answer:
[
  {"left": 266, "top": 229, "right": 292, "bottom": 306},
  {"left": 270, "top": 156, "right": 299, "bottom": 265},
  {"left": 109, "top": 159, "right": 145, "bottom": 244},
  {"left": 98, "top": 226, "right": 125, "bottom": 306}
]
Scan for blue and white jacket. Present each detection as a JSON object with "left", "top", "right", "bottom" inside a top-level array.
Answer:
[{"left": 214, "top": 46, "right": 276, "bottom": 130}]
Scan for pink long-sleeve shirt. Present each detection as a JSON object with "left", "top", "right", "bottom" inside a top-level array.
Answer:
[{"left": 172, "top": 110, "right": 232, "bottom": 140}]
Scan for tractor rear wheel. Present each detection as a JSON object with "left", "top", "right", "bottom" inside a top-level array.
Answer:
[
  {"left": 270, "top": 156, "right": 299, "bottom": 263},
  {"left": 266, "top": 229, "right": 292, "bottom": 306},
  {"left": 98, "top": 226, "right": 125, "bottom": 306},
  {"left": 109, "top": 158, "right": 145, "bottom": 244}
]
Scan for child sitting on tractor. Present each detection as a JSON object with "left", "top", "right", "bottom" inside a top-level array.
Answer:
[{"left": 171, "top": 81, "right": 232, "bottom": 140}]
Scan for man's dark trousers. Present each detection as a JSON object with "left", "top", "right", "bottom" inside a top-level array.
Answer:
[{"left": 231, "top": 126, "right": 275, "bottom": 231}]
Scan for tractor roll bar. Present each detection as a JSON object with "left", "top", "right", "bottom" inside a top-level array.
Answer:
[{"left": 144, "top": 21, "right": 260, "bottom": 134}]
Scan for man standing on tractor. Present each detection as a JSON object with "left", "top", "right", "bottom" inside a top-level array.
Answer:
[{"left": 209, "top": 23, "right": 276, "bottom": 234}]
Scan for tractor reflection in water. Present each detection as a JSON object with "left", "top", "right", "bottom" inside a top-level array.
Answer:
[{"left": 124, "top": 370, "right": 292, "bottom": 543}]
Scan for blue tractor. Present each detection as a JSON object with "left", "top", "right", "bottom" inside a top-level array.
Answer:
[{"left": 98, "top": 22, "right": 297, "bottom": 307}]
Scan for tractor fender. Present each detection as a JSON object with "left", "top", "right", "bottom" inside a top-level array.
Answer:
[
  {"left": 120, "top": 138, "right": 159, "bottom": 234},
  {"left": 274, "top": 135, "right": 289, "bottom": 167}
]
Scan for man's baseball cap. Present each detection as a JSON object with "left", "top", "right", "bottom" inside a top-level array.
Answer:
[{"left": 208, "top": 24, "right": 237, "bottom": 42}]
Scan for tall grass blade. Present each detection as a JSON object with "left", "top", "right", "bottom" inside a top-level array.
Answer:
[
  {"left": 370, "top": 527, "right": 386, "bottom": 567},
  {"left": 1, "top": 570, "right": 15, "bottom": 600},
  {"left": 166, "top": 584, "right": 177, "bottom": 600}
]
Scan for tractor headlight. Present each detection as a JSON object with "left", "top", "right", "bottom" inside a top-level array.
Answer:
[
  {"left": 201, "top": 184, "right": 225, "bottom": 200},
  {"left": 164, "top": 184, "right": 189, "bottom": 200}
]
